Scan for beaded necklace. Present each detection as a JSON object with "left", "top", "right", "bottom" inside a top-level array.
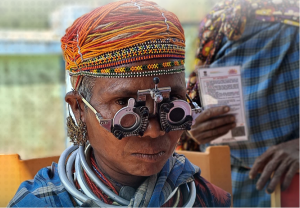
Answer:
[
  {"left": 83, "top": 156, "right": 118, "bottom": 204},
  {"left": 76, "top": 151, "right": 184, "bottom": 206}
]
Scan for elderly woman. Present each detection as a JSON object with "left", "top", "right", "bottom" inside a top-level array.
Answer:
[{"left": 8, "top": 0, "right": 230, "bottom": 207}]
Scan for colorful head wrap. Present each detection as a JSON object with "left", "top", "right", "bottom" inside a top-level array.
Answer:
[{"left": 61, "top": 0, "right": 185, "bottom": 82}]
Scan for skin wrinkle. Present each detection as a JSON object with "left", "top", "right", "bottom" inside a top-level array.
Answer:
[
  {"left": 66, "top": 58, "right": 186, "bottom": 189},
  {"left": 90, "top": 74, "right": 185, "bottom": 187}
]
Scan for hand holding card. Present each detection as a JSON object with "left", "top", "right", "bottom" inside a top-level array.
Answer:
[{"left": 197, "top": 66, "right": 248, "bottom": 143}]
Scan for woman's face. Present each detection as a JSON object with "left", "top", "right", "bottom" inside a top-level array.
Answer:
[{"left": 82, "top": 72, "right": 186, "bottom": 177}]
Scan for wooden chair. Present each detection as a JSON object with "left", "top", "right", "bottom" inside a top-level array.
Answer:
[
  {"left": 271, "top": 173, "right": 299, "bottom": 207},
  {"left": 0, "top": 154, "right": 59, "bottom": 207},
  {"left": 176, "top": 145, "right": 233, "bottom": 205}
]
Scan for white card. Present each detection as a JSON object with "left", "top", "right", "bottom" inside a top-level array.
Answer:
[{"left": 197, "top": 66, "right": 248, "bottom": 143}]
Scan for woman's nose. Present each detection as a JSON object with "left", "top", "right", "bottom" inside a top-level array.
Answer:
[
  {"left": 142, "top": 115, "right": 165, "bottom": 138},
  {"left": 140, "top": 94, "right": 165, "bottom": 138}
]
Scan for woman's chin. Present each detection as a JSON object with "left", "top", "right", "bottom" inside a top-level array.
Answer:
[{"left": 127, "top": 159, "right": 167, "bottom": 176}]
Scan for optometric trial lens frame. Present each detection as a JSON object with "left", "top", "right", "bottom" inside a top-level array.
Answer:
[{"left": 81, "top": 77, "right": 202, "bottom": 140}]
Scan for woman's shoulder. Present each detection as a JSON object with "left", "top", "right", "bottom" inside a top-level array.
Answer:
[
  {"left": 193, "top": 173, "right": 231, "bottom": 207},
  {"left": 7, "top": 163, "right": 74, "bottom": 207}
]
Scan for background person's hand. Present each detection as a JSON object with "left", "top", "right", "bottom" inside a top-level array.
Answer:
[
  {"left": 249, "top": 139, "right": 299, "bottom": 194},
  {"left": 188, "top": 106, "right": 236, "bottom": 144}
]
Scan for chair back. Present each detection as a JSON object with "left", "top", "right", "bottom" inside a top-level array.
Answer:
[
  {"left": 0, "top": 154, "right": 59, "bottom": 207},
  {"left": 176, "top": 145, "right": 232, "bottom": 204}
]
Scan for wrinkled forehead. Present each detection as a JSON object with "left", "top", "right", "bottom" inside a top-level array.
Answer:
[{"left": 91, "top": 72, "right": 186, "bottom": 99}]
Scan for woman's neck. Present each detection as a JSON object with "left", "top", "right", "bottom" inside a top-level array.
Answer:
[{"left": 93, "top": 152, "right": 147, "bottom": 192}]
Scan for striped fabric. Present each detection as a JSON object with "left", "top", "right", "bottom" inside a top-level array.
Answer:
[
  {"left": 198, "top": 19, "right": 299, "bottom": 207},
  {"left": 7, "top": 163, "right": 74, "bottom": 207},
  {"left": 182, "top": 0, "right": 299, "bottom": 206},
  {"left": 147, "top": 153, "right": 231, "bottom": 207},
  {"left": 8, "top": 154, "right": 231, "bottom": 207},
  {"left": 230, "top": 166, "right": 270, "bottom": 207}
]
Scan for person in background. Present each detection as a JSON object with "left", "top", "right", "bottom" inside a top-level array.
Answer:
[
  {"left": 179, "top": 0, "right": 299, "bottom": 206},
  {"left": 8, "top": 0, "right": 231, "bottom": 207}
]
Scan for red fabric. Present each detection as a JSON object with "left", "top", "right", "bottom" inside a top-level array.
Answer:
[
  {"left": 281, "top": 173, "right": 299, "bottom": 207},
  {"left": 193, "top": 175, "right": 231, "bottom": 207},
  {"left": 161, "top": 189, "right": 184, "bottom": 207}
]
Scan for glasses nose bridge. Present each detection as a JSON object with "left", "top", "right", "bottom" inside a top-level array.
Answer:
[
  {"left": 145, "top": 95, "right": 156, "bottom": 115},
  {"left": 137, "top": 90, "right": 154, "bottom": 114},
  {"left": 142, "top": 102, "right": 165, "bottom": 138}
]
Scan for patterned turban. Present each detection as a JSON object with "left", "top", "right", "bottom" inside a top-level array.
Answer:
[{"left": 61, "top": 0, "right": 185, "bottom": 89}]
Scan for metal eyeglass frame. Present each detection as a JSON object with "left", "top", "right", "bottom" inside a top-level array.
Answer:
[{"left": 80, "top": 77, "right": 202, "bottom": 140}]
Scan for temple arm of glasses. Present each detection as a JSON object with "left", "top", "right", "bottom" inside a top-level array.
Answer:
[
  {"left": 81, "top": 97, "right": 98, "bottom": 115},
  {"left": 81, "top": 97, "right": 112, "bottom": 132}
]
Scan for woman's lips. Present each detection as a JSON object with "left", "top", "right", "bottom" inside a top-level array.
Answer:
[{"left": 131, "top": 151, "right": 166, "bottom": 162}]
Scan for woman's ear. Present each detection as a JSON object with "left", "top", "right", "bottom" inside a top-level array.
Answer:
[{"left": 65, "top": 91, "right": 86, "bottom": 123}]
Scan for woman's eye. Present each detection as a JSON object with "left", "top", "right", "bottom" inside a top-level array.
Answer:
[{"left": 115, "top": 98, "right": 128, "bottom": 106}]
